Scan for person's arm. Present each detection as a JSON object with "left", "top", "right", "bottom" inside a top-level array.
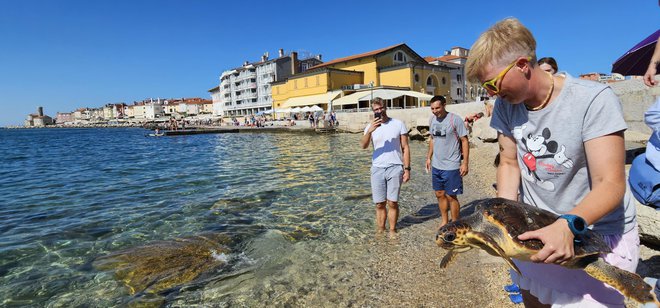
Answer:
[
  {"left": 426, "top": 136, "right": 434, "bottom": 173},
  {"left": 644, "top": 34, "right": 660, "bottom": 87},
  {"left": 496, "top": 133, "right": 520, "bottom": 200},
  {"left": 360, "top": 119, "right": 381, "bottom": 149},
  {"left": 401, "top": 134, "right": 411, "bottom": 183},
  {"left": 459, "top": 135, "right": 469, "bottom": 176},
  {"left": 519, "top": 132, "right": 626, "bottom": 264}
]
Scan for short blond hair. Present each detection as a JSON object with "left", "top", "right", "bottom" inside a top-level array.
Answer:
[{"left": 465, "top": 18, "right": 537, "bottom": 83}]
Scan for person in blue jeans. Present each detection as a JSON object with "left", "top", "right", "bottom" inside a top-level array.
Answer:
[{"left": 425, "top": 95, "right": 469, "bottom": 227}]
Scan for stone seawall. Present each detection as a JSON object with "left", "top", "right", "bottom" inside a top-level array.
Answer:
[
  {"left": 610, "top": 77, "right": 660, "bottom": 134},
  {"left": 337, "top": 101, "right": 487, "bottom": 133}
]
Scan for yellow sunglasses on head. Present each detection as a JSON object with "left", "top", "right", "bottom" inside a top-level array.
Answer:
[{"left": 481, "top": 57, "right": 531, "bottom": 94}]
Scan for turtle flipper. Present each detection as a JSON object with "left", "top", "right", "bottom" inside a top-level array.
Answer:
[
  {"left": 440, "top": 251, "right": 458, "bottom": 268},
  {"left": 465, "top": 231, "right": 522, "bottom": 274},
  {"left": 584, "top": 259, "right": 658, "bottom": 306}
]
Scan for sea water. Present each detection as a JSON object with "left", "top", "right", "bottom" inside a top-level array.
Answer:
[{"left": 0, "top": 128, "right": 444, "bottom": 306}]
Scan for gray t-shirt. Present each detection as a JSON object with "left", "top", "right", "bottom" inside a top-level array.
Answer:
[
  {"left": 490, "top": 75, "right": 636, "bottom": 235},
  {"left": 429, "top": 112, "right": 467, "bottom": 170}
]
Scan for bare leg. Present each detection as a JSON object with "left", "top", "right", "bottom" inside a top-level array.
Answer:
[
  {"left": 520, "top": 289, "right": 550, "bottom": 308},
  {"left": 375, "top": 202, "right": 387, "bottom": 232},
  {"left": 435, "top": 190, "right": 449, "bottom": 227},
  {"left": 447, "top": 194, "right": 460, "bottom": 222},
  {"left": 387, "top": 200, "right": 399, "bottom": 232}
]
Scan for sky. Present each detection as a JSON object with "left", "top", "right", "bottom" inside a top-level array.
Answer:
[{"left": 1, "top": 0, "right": 658, "bottom": 126}]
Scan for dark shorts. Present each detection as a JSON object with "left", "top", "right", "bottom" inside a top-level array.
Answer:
[{"left": 432, "top": 167, "right": 463, "bottom": 195}]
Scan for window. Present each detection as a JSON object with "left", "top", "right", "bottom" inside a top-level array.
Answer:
[
  {"left": 457, "top": 88, "right": 462, "bottom": 96},
  {"left": 414, "top": 74, "right": 419, "bottom": 83},
  {"left": 442, "top": 77, "right": 446, "bottom": 85},
  {"left": 427, "top": 76, "right": 435, "bottom": 86},
  {"left": 457, "top": 75, "right": 462, "bottom": 82},
  {"left": 393, "top": 51, "right": 407, "bottom": 63}
]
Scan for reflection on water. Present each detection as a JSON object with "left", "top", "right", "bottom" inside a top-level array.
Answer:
[{"left": 0, "top": 128, "right": 431, "bottom": 306}]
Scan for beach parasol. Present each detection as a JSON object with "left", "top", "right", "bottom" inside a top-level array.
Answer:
[{"left": 612, "top": 29, "right": 660, "bottom": 76}]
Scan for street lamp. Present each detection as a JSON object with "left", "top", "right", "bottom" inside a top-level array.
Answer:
[{"left": 370, "top": 81, "right": 374, "bottom": 102}]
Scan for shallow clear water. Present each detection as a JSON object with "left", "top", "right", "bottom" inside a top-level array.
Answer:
[{"left": 0, "top": 128, "right": 437, "bottom": 306}]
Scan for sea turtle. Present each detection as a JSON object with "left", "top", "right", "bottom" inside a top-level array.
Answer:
[{"left": 435, "top": 197, "right": 658, "bottom": 306}]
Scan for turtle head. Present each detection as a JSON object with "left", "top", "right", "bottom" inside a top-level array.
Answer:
[{"left": 435, "top": 222, "right": 471, "bottom": 250}]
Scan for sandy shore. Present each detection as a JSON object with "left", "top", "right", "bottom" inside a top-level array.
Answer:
[{"left": 361, "top": 141, "right": 658, "bottom": 307}]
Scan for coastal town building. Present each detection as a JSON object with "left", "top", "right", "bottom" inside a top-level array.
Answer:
[
  {"left": 125, "top": 106, "right": 135, "bottom": 119},
  {"left": 425, "top": 47, "right": 486, "bottom": 103},
  {"left": 56, "top": 112, "right": 74, "bottom": 124},
  {"left": 102, "top": 103, "right": 127, "bottom": 120},
  {"left": 24, "top": 107, "right": 53, "bottom": 127},
  {"left": 217, "top": 49, "right": 322, "bottom": 117},
  {"left": 209, "top": 86, "right": 222, "bottom": 116},
  {"left": 271, "top": 43, "right": 452, "bottom": 112}
]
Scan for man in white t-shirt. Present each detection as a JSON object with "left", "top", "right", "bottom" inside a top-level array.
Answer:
[{"left": 360, "top": 98, "right": 410, "bottom": 235}]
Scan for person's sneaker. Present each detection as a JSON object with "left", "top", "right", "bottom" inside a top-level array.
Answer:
[
  {"left": 504, "top": 283, "right": 520, "bottom": 293},
  {"left": 508, "top": 293, "right": 523, "bottom": 304}
]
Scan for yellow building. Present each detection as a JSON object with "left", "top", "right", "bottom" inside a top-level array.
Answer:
[{"left": 272, "top": 43, "right": 451, "bottom": 111}]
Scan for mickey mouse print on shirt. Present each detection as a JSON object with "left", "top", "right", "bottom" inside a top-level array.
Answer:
[{"left": 512, "top": 125, "right": 574, "bottom": 191}]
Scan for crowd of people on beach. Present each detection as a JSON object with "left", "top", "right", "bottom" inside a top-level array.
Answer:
[
  {"left": 307, "top": 111, "right": 338, "bottom": 129},
  {"left": 360, "top": 17, "right": 659, "bottom": 307}
]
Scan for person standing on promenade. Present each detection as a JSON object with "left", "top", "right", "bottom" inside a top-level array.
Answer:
[
  {"left": 465, "top": 18, "right": 638, "bottom": 307},
  {"left": 425, "top": 95, "right": 469, "bottom": 228},
  {"left": 360, "top": 98, "right": 411, "bottom": 235},
  {"left": 308, "top": 112, "right": 315, "bottom": 128},
  {"left": 644, "top": 33, "right": 660, "bottom": 87}
]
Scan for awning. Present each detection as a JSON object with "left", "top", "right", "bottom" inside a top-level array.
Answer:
[
  {"left": 332, "top": 89, "right": 432, "bottom": 106},
  {"left": 282, "top": 90, "right": 342, "bottom": 108}
]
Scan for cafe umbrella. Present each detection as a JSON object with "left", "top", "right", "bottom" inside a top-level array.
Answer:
[{"left": 612, "top": 29, "right": 659, "bottom": 76}]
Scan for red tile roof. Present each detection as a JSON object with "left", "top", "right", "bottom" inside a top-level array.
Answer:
[{"left": 309, "top": 43, "right": 407, "bottom": 69}]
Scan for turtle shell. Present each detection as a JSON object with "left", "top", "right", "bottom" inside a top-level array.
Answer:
[{"left": 471, "top": 198, "right": 611, "bottom": 258}]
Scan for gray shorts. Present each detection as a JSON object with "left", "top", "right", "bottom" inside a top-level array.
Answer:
[{"left": 370, "top": 165, "right": 403, "bottom": 203}]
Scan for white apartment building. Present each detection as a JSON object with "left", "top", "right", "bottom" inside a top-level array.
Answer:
[
  {"left": 216, "top": 49, "right": 322, "bottom": 117},
  {"left": 209, "top": 86, "right": 223, "bottom": 116}
]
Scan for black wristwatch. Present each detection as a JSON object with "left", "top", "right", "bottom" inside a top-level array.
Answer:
[
  {"left": 404, "top": 166, "right": 411, "bottom": 171},
  {"left": 558, "top": 214, "right": 587, "bottom": 235}
]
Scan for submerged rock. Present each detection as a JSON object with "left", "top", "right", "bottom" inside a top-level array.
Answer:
[{"left": 93, "top": 233, "right": 232, "bottom": 297}]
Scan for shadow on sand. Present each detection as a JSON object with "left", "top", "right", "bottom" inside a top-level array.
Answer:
[{"left": 397, "top": 199, "right": 488, "bottom": 230}]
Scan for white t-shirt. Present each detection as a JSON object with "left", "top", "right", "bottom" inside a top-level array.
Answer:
[{"left": 364, "top": 118, "right": 408, "bottom": 168}]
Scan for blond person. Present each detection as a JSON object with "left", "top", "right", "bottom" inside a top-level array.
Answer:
[
  {"left": 465, "top": 18, "right": 638, "bottom": 307},
  {"left": 360, "top": 98, "right": 411, "bottom": 234}
]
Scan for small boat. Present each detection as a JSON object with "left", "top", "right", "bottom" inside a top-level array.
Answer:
[{"left": 147, "top": 133, "right": 165, "bottom": 137}]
